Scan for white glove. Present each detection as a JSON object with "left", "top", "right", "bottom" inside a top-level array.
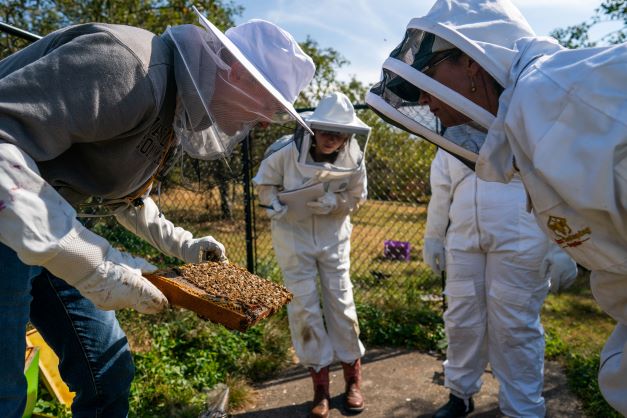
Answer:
[
  {"left": 423, "top": 237, "right": 446, "bottom": 276},
  {"left": 306, "top": 192, "right": 338, "bottom": 215},
  {"left": 266, "top": 197, "right": 288, "bottom": 220},
  {"left": 115, "top": 197, "right": 226, "bottom": 263},
  {"left": 255, "top": 184, "right": 287, "bottom": 220},
  {"left": 44, "top": 222, "right": 169, "bottom": 313},
  {"left": 181, "top": 236, "right": 227, "bottom": 263},
  {"left": 540, "top": 246, "right": 578, "bottom": 294}
]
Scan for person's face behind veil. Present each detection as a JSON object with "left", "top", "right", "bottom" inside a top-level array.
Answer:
[
  {"left": 211, "top": 60, "right": 286, "bottom": 136},
  {"left": 418, "top": 51, "right": 499, "bottom": 129}
]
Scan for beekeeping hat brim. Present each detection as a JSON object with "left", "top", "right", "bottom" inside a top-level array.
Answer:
[{"left": 193, "top": 6, "right": 315, "bottom": 135}]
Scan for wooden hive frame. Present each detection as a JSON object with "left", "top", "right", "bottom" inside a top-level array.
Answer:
[{"left": 144, "top": 264, "right": 292, "bottom": 332}]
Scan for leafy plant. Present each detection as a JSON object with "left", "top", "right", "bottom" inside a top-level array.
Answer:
[
  {"left": 118, "top": 308, "right": 290, "bottom": 417},
  {"left": 564, "top": 353, "right": 622, "bottom": 418},
  {"left": 357, "top": 302, "right": 445, "bottom": 351}
]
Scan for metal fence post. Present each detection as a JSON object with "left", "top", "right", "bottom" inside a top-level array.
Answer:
[{"left": 241, "top": 134, "right": 256, "bottom": 274}]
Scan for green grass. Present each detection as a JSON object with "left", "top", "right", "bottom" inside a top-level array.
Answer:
[{"left": 542, "top": 271, "right": 621, "bottom": 417}]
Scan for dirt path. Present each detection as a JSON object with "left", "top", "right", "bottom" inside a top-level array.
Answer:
[{"left": 233, "top": 347, "right": 585, "bottom": 418}]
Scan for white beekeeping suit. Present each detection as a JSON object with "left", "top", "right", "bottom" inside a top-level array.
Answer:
[
  {"left": 253, "top": 92, "right": 369, "bottom": 416},
  {"left": 254, "top": 92, "right": 368, "bottom": 367},
  {"left": 424, "top": 126, "right": 577, "bottom": 417},
  {"left": 368, "top": 0, "right": 627, "bottom": 413}
]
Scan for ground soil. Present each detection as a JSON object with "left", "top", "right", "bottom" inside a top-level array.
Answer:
[{"left": 232, "top": 347, "right": 585, "bottom": 418}]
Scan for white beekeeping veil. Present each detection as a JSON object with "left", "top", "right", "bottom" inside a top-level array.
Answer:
[
  {"left": 166, "top": 6, "right": 315, "bottom": 160},
  {"left": 293, "top": 92, "right": 370, "bottom": 182},
  {"left": 366, "top": 0, "right": 535, "bottom": 169}
]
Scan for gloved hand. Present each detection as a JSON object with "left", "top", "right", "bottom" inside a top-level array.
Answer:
[
  {"left": 306, "top": 192, "right": 338, "bottom": 215},
  {"left": 540, "top": 246, "right": 578, "bottom": 294},
  {"left": 266, "top": 197, "right": 288, "bottom": 220},
  {"left": 44, "top": 222, "right": 169, "bottom": 313},
  {"left": 423, "top": 237, "right": 446, "bottom": 275},
  {"left": 115, "top": 197, "right": 227, "bottom": 263},
  {"left": 181, "top": 236, "right": 227, "bottom": 263},
  {"left": 254, "top": 184, "right": 287, "bottom": 220}
]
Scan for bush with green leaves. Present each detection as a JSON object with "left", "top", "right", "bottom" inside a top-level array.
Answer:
[{"left": 357, "top": 302, "right": 445, "bottom": 351}]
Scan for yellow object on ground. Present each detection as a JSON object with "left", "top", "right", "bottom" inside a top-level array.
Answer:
[
  {"left": 23, "top": 346, "right": 40, "bottom": 418},
  {"left": 25, "top": 329, "right": 75, "bottom": 407}
]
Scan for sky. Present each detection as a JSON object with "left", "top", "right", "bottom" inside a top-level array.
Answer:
[{"left": 232, "top": 0, "right": 616, "bottom": 86}]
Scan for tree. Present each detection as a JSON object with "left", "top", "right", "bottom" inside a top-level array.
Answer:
[
  {"left": 299, "top": 36, "right": 349, "bottom": 103},
  {"left": 551, "top": 0, "right": 626, "bottom": 48},
  {"left": 0, "top": 0, "right": 242, "bottom": 58}
]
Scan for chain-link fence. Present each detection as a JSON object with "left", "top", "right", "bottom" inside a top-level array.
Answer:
[{"left": 153, "top": 107, "right": 443, "bottom": 313}]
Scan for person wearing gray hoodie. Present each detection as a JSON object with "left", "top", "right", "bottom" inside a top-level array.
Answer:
[{"left": 0, "top": 9, "right": 314, "bottom": 417}]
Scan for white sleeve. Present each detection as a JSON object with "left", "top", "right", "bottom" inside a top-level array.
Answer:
[
  {"left": 424, "top": 149, "right": 452, "bottom": 240},
  {"left": 253, "top": 146, "right": 285, "bottom": 207},
  {"left": 114, "top": 196, "right": 192, "bottom": 260},
  {"left": 252, "top": 146, "right": 285, "bottom": 187},
  {"left": 331, "top": 164, "right": 367, "bottom": 216},
  {"left": 0, "top": 142, "right": 77, "bottom": 265},
  {"left": 256, "top": 184, "right": 280, "bottom": 207}
]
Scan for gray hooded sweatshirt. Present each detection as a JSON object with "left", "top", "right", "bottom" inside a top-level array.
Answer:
[{"left": 0, "top": 23, "right": 177, "bottom": 206}]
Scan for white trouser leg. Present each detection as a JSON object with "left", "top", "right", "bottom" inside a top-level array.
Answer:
[
  {"left": 486, "top": 251, "right": 548, "bottom": 418},
  {"left": 273, "top": 223, "right": 334, "bottom": 370},
  {"left": 443, "top": 250, "right": 488, "bottom": 399},
  {"left": 285, "top": 285, "right": 335, "bottom": 370},
  {"left": 599, "top": 323, "right": 627, "bottom": 415},
  {"left": 318, "top": 243, "right": 364, "bottom": 363}
]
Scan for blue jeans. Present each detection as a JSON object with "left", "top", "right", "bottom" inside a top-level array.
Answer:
[{"left": 0, "top": 242, "right": 134, "bottom": 418}]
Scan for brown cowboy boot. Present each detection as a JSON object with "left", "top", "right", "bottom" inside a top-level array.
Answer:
[
  {"left": 341, "top": 359, "right": 365, "bottom": 412},
  {"left": 308, "top": 366, "right": 330, "bottom": 418}
]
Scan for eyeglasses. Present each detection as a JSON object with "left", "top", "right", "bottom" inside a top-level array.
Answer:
[
  {"left": 420, "top": 51, "right": 456, "bottom": 77},
  {"left": 313, "top": 129, "right": 350, "bottom": 140}
]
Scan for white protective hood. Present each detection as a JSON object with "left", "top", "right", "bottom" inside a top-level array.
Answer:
[
  {"left": 411, "top": 0, "right": 535, "bottom": 88},
  {"left": 295, "top": 92, "right": 370, "bottom": 182},
  {"left": 255, "top": 92, "right": 370, "bottom": 193},
  {"left": 167, "top": 7, "right": 315, "bottom": 161},
  {"left": 366, "top": 0, "right": 537, "bottom": 166}
]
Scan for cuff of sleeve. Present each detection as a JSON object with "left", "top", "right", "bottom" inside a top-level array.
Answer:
[{"left": 43, "top": 221, "right": 109, "bottom": 283}]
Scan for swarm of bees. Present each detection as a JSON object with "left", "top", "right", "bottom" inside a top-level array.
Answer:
[{"left": 178, "top": 262, "right": 292, "bottom": 317}]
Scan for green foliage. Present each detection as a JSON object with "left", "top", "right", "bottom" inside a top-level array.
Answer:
[
  {"left": 551, "top": 0, "right": 626, "bottom": 48},
  {"left": 254, "top": 257, "right": 284, "bottom": 284},
  {"left": 543, "top": 288, "right": 621, "bottom": 418},
  {"left": 116, "top": 308, "right": 291, "bottom": 417},
  {"left": 564, "top": 353, "right": 622, "bottom": 418},
  {"left": 357, "top": 302, "right": 445, "bottom": 351},
  {"left": 299, "top": 36, "right": 349, "bottom": 102},
  {"left": 364, "top": 115, "right": 436, "bottom": 202},
  {"left": 128, "top": 310, "right": 248, "bottom": 417},
  {"left": 33, "top": 385, "right": 72, "bottom": 417},
  {"left": 544, "top": 328, "right": 569, "bottom": 359}
]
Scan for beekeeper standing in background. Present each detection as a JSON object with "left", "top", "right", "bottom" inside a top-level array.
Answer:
[
  {"left": 254, "top": 92, "right": 370, "bottom": 418},
  {"left": 424, "top": 126, "right": 577, "bottom": 417},
  {"left": 0, "top": 8, "right": 314, "bottom": 417}
]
